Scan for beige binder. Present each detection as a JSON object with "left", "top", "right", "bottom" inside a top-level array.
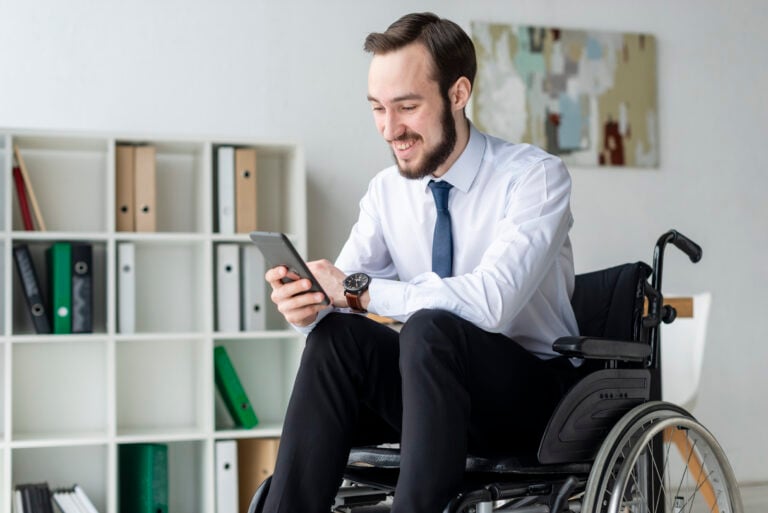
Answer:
[
  {"left": 134, "top": 145, "right": 157, "bottom": 232},
  {"left": 235, "top": 148, "right": 258, "bottom": 233},
  {"left": 237, "top": 437, "right": 279, "bottom": 513},
  {"left": 115, "top": 144, "right": 136, "bottom": 232}
]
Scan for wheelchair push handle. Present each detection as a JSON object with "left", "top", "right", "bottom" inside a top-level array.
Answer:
[{"left": 668, "top": 229, "right": 703, "bottom": 263}]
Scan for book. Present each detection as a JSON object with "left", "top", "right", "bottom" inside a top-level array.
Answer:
[
  {"left": 15, "top": 482, "right": 54, "bottom": 513},
  {"left": 215, "top": 440, "right": 239, "bottom": 513},
  {"left": 52, "top": 484, "right": 99, "bottom": 513},
  {"left": 217, "top": 146, "right": 235, "bottom": 234},
  {"left": 134, "top": 145, "right": 157, "bottom": 232},
  {"left": 119, "top": 443, "right": 168, "bottom": 513},
  {"left": 214, "top": 346, "right": 259, "bottom": 428},
  {"left": 235, "top": 148, "right": 258, "bottom": 233},
  {"left": 46, "top": 242, "right": 72, "bottom": 334},
  {"left": 13, "top": 244, "right": 52, "bottom": 334},
  {"left": 13, "top": 165, "right": 35, "bottom": 230},
  {"left": 115, "top": 144, "right": 136, "bottom": 232},
  {"left": 13, "top": 143, "right": 47, "bottom": 231},
  {"left": 117, "top": 242, "right": 135, "bottom": 334},
  {"left": 216, "top": 243, "right": 241, "bottom": 332},
  {"left": 72, "top": 484, "right": 99, "bottom": 513},
  {"left": 237, "top": 438, "right": 279, "bottom": 513}
]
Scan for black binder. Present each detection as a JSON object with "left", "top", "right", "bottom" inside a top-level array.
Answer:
[
  {"left": 71, "top": 243, "right": 93, "bottom": 333},
  {"left": 12, "top": 244, "right": 52, "bottom": 334}
]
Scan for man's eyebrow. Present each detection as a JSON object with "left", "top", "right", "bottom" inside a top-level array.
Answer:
[{"left": 367, "top": 93, "right": 424, "bottom": 103}]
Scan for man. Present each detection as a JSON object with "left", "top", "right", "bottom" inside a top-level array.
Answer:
[{"left": 262, "top": 12, "right": 582, "bottom": 513}]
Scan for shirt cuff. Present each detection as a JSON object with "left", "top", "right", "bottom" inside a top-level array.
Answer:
[{"left": 367, "top": 278, "right": 409, "bottom": 319}]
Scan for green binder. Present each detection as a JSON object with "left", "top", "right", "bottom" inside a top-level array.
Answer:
[
  {"left": 46, "top": 242, "right": 72, "bottom": 334},
  {"left": 119, "top": 443, "right": 168, "bottom": 513},
  {"left": 214, "top": 346, "right": 259, "bottom": 428}
]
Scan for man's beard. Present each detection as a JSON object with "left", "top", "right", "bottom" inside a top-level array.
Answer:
[{"left": 393, "top": 96, "right": 457, "bottom": 180}]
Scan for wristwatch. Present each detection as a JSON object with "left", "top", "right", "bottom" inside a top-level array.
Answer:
[{"left": 343, "top": 272, "right": 371, "bottom": 312}]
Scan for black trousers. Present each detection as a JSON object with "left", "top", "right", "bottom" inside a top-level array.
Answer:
[{"left": 262, "top": 309, "right": 584, "bottom": 513}]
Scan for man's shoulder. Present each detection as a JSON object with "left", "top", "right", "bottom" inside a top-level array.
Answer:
[{"left": 483, "top": 132, "right": 563, "bottom": 171}]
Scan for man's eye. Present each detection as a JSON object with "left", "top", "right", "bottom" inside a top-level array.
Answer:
[
  {"left": 372, "top": 106, "right": 384, "bottom": 112},
  {"left": 402, "top": 105, "right": 416, "bottom": 111}
]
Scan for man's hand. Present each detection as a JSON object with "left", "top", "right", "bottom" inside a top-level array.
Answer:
[
  {"left": 265, "top": 265, "right": 331, "bottom": 327},
  {"left": 306, "top": 259, "right": 348, "bottom": 307}
]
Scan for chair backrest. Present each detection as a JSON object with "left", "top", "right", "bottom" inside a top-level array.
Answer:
[
  {"left": 570, "top": 261, "right": 652, "bottom": 342},
  {"left": 660, "top": 292, "right": 711, "bottom": 408}
]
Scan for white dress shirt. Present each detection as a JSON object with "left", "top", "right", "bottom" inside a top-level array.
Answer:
[{"left": 303, "top": 124, "right": 579, "bottom": 359}]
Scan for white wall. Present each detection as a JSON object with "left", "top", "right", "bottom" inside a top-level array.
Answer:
[{"left": 2, "top": 0, "right": 766, "bottom": 482}]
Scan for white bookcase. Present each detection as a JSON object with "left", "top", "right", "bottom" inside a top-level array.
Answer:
[{"left": 0, "top": 128, "right": 308, "bottom": 513}]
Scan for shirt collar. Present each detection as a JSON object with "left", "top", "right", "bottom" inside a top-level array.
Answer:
[{"left": 420, "top": 123, "right": 486, "bottom": 193}]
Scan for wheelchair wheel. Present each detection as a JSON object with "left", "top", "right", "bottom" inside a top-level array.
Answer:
[{"left": 582, "top": 401, "right": 742, "bottom": 513}]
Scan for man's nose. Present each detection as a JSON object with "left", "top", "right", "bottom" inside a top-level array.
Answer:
[{"left": 382, "top": 111, "right": 403, "bottom": 141}]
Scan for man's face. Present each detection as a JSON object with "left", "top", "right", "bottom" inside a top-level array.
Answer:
[{"left": 368, "top": 43, "right": 458, "bottom": 179}]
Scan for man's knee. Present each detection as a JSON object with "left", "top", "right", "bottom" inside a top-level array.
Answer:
[
  {"left": 399, "top": 309, "right": 467, "bottom": 367},
  {"left": 303, "top": 313, "right": 363, "bottom": 367}
]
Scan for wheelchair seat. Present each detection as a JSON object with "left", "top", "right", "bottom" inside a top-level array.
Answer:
[{"left": 248, "top": 231, "right": 743, "bottom": 513}]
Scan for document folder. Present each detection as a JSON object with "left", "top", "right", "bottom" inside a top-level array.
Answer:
[
  {"left": 46, "top": 242, "right": 72, "bottom": 334},
  {"left": 119, "top": 443, "right": 168, "bottom": 513},
  {"left": 12, "top": 244, "right": 51, "bottom": 334},
  {"left": 214, "top": 346, "right": 259, "bottom": 428},
  {"left": 71, "top": 243, "right": 93, "bottom": 333},
  {"left": 235, "top": 147, "right": 258, "bottom": 233},
  {"left": 115, "top": 144, "right": 136, "bottom": 232},
  {"left": 134, "top": 145, "right": 157, "bottom": 232}
]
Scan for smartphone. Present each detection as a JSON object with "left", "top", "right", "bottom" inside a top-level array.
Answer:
[{"left": 248, "top": 231, "right": 330, "bottom": 305}]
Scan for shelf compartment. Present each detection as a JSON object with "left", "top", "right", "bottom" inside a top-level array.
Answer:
[
  {"left": 117, "top": 240, "right": 207, "bottom": 334},
  {"left": 10, "top": 135, "right": 108, "bottom": 232},
  {"left": 116, "top": 338, "right": 206, "bottom": 435},
  {"left": 12, "top": 444, "right": 107, "bottom": 512},
  {"left": 117, "top": 440, "right": 204, "bottom": 513},
  {"left": 213, "top": 337, "right": 303, "bottom": 432},
  {"left": 116, "top": 139, "right": 208, "bottom": 234},
  {"left": 211, "top": 144, "right": 305, "bottom": 244},
  {"left": 11, "top": 340, "right": 108, "bottom": 440},
  {"left": 213, "top": 241, "right": 288, "bottom": 333},
  {"left": 10, "top": 240, "right": 108, "bottom": 335}
]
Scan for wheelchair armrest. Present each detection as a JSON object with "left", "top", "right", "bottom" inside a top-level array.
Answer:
[{"left": 553, "top": 336, "right": 650, "bottom": 362}]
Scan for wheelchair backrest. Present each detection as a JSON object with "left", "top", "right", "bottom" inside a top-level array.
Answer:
[{"left": 571, "top": 262, "right": 652, "bottom": 343}]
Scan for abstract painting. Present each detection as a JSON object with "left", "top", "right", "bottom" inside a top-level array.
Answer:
[{"left": 471, "top": 22, "right": 658, "bottom": 167}]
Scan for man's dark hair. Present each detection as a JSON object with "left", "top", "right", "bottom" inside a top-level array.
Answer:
[{"left": 363, "top": 12, "right": 477, "bottom": 97}]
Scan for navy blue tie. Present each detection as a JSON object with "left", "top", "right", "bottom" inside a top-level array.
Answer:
[{"left": 428, "top": 180, "right": 454, "bottom": 278}]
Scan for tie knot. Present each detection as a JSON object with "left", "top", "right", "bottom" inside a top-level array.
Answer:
[{"left": 429, "top": 180, "right": 453, "bottom": 211}]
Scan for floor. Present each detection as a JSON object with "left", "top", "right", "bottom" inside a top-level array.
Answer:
[{"left": 739, "top": 483, "right": 768, "bottom": 512}]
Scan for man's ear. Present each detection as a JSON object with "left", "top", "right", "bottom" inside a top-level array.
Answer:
[{"left": 450, "top": 77, "right": 472, "bottom": 111}]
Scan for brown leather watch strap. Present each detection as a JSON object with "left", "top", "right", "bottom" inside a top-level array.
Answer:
[{"left": 345, "top": 291, "right": 366, "bottom": 312}]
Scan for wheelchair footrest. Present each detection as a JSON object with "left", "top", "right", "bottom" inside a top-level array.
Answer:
[{"left": 334, "top": 485, "right": 389, "bottom": 509}]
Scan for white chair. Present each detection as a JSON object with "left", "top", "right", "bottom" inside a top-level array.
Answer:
[{"left": 661, "top": 292, "right": 712, "bottom": 409}]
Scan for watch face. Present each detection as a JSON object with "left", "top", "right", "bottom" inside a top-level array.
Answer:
[{"left": 343, "top": 272, "right": 370, "bottom": 293}]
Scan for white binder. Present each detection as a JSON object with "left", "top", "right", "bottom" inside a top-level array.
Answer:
[
  {"left": 118, "top": 242, "right": 136, "bottom": 334},
  {"left": 241, "top": 244, "right": 266, "bottom": 331},
  {"left": 215, "top": 440, "right": 239, "bottom": 513},
  {"left": 217, "top": 146, "right": 236, "bottom": 235},
  {"left": 217, "top": 243, "right": 241, "bottom": 332}
]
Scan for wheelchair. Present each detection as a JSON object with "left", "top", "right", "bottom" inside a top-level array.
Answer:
[{"left": 248, "top": 230, "right": 743, "bottom": 513}]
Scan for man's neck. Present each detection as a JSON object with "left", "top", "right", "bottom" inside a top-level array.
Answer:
[{"left": 432, "top": 117, "right": 470, "bottom": 178}]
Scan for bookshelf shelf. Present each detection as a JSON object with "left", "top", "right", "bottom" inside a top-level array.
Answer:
[{"left": 0, "top": 128, "right": 307, "bottom": 513}]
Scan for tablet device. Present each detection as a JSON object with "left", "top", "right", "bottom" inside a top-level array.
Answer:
[{"left": 248, "top": 231, "right": 330, "bottom": 305}]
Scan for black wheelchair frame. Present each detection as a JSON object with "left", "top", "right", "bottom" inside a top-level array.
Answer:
[{"left": 249, "top": 230, "right": 743, "bottom": 513}]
